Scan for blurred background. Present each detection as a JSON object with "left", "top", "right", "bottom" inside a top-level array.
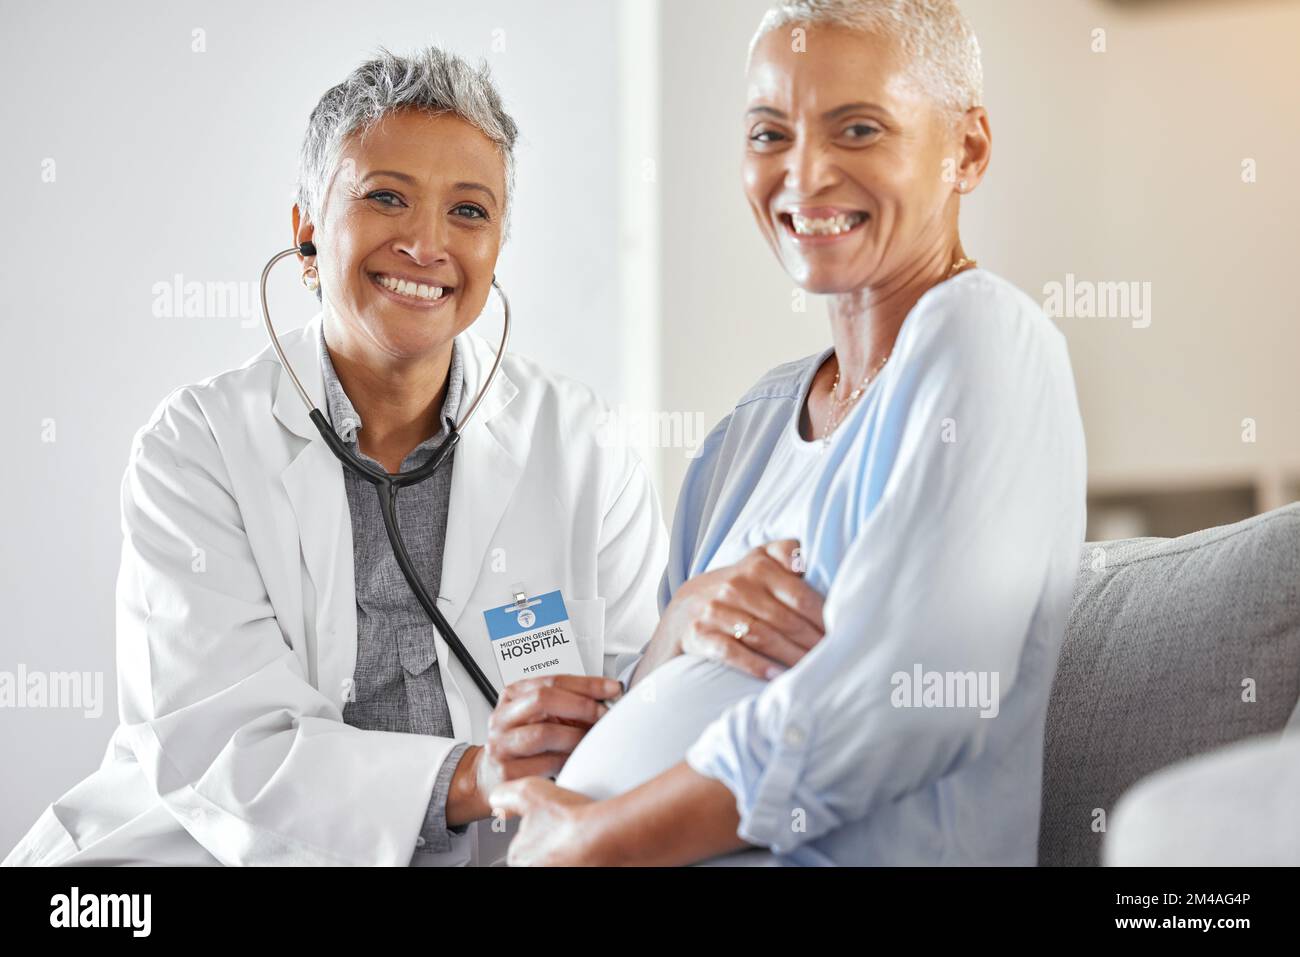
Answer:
[{"left": 1, "top": 0, "right": 1297, "bottom": 854}]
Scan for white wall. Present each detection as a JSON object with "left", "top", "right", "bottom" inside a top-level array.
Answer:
[
  {"left": 963, "top": 0, "right": 1300, "bottom": 489},
  {"left": 0, "top": 0, "right": 625, "bottom": 855}
]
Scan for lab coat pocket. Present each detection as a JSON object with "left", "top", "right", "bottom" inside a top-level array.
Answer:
[{"left": 564, "top": 597, "right": 606, "bottom": 678}]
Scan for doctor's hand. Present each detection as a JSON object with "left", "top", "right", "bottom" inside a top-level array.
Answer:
[
  {"left": 449, "top": 675, "right": 621, "bottom": 826},
  {"left": 632, "top": 539, "right": 825, "bottom": 685},
  {"left": 489, "top": 777, "right": 604, "bottom": 866}
]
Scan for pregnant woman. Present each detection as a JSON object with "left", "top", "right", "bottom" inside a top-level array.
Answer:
[{"left": 493, "top": 0, "right": 1087, "bottom": 866}]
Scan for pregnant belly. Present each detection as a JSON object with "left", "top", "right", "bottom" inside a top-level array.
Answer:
[
  {"left": 557, "top": 654, "right": 763, "bottom": 799},
  {"left": 556, "top": 654, "right": 778, "bottom": 865}
]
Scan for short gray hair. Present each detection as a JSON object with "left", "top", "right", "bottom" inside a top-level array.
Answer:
[
  {"left": 749, "top": 0, "right": 984, "bottom": 120},
  {"left": 295, "top": 46, "right": 520, "bottom": 240}
]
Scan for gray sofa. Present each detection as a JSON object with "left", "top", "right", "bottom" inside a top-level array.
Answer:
[{"left": 1038, "top": 502, "right": 1300, "bottom": 866}]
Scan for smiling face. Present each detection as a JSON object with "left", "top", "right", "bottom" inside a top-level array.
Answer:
[
  {"left": 294, "top": 108, "right": 506, "bottom": 361},
  {"left": 743, "top": 25, "right": 965, "bottom": 294}
]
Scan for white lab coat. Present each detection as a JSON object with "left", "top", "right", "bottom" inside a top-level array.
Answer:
[{"left": 3, "top": 314, "right": 667, "bottom": 867}]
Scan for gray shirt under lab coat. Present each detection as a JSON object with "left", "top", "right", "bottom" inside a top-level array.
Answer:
[{"left": 317, "top": 325, "right": 470, "bottom": 858}]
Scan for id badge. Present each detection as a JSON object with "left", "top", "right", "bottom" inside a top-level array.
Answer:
[{"left": 482, "top": 589, "right": 587, "bottom": 687}]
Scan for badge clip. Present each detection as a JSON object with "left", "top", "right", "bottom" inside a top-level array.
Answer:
[{"left": 509, "top": 582, "right": 541, "bottom": 611}]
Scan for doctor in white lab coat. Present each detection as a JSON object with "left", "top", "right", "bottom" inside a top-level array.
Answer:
[{"left": 3, "top": 48, "right": 667, "bottom": 867}]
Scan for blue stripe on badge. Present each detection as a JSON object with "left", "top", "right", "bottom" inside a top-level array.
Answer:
[{"left": 483, "top": 590, "right": 569, "bottom": 641}]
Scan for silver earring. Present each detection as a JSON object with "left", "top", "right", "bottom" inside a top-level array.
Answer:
[
  {"left": 958, "top": 179, "right": 969, "bottom": 192},
  {"left": 301, "top": 265, "right": 320, "bottom": 292}
]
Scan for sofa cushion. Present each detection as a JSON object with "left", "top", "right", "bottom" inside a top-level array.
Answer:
[{"left": 1038, "top": 503, "right": 1300, "bottom": 866}]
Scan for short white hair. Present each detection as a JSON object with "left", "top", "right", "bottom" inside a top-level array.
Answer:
[
  {"left": 749, "top": 0, "right": 984, "bottom": 119},
  {"left": 296, "top": 46, "right": 519, "bottom": 241}
]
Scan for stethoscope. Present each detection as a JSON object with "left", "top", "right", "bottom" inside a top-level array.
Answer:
[{"left": 259, "top": 240, "right": 507, "bottom": 708}]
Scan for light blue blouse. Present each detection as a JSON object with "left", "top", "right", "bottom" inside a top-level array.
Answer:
[{"left": 557, "top": 269, "right": 1087, "bottom": 865}]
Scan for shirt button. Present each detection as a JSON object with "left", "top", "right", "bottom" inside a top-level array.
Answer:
[
  {"left": 783, "top": 726, "right": 806, "bottom": 747},
  {"left": 415, "top": 836, "right": 427, "bottom": 849}
]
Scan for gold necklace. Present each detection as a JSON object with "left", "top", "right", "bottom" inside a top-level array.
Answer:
[
  {"left": 948, "top": 256, "right": 978, "bottom": 277},
  {"left": 820, "top": 352, "right": 889, "bottom": 447},
  {"left": 818, "top": 256, "right": 976, "bottom": 448}
]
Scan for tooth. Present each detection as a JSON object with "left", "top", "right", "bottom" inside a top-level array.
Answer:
[{"left": 417, "top": 283, "right": 429, "bottom": 298}]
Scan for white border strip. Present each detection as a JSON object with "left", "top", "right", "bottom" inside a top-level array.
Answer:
[{"left": 616, "top": 0, "right": 663, "bottom": 487}]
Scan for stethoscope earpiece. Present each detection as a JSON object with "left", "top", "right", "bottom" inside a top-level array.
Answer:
[{"left": 299, "top": 240, "right": 317, "bottom": 257}]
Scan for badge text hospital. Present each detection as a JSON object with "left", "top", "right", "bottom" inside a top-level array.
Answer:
[{"left": 483, "top": 589, "right": 586, "bottom": 686}]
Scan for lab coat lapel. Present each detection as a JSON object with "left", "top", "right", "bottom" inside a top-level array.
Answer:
[
  {"left": 436, "top": 333, "right": 524, "bottom": 664},
  {"left": 272, "top": 314, "right": 357, "bottom": 710}
]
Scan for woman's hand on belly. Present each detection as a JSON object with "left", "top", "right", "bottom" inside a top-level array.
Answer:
[{"left": 632, "top": 539, "right": 826, "bottom": 686}]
